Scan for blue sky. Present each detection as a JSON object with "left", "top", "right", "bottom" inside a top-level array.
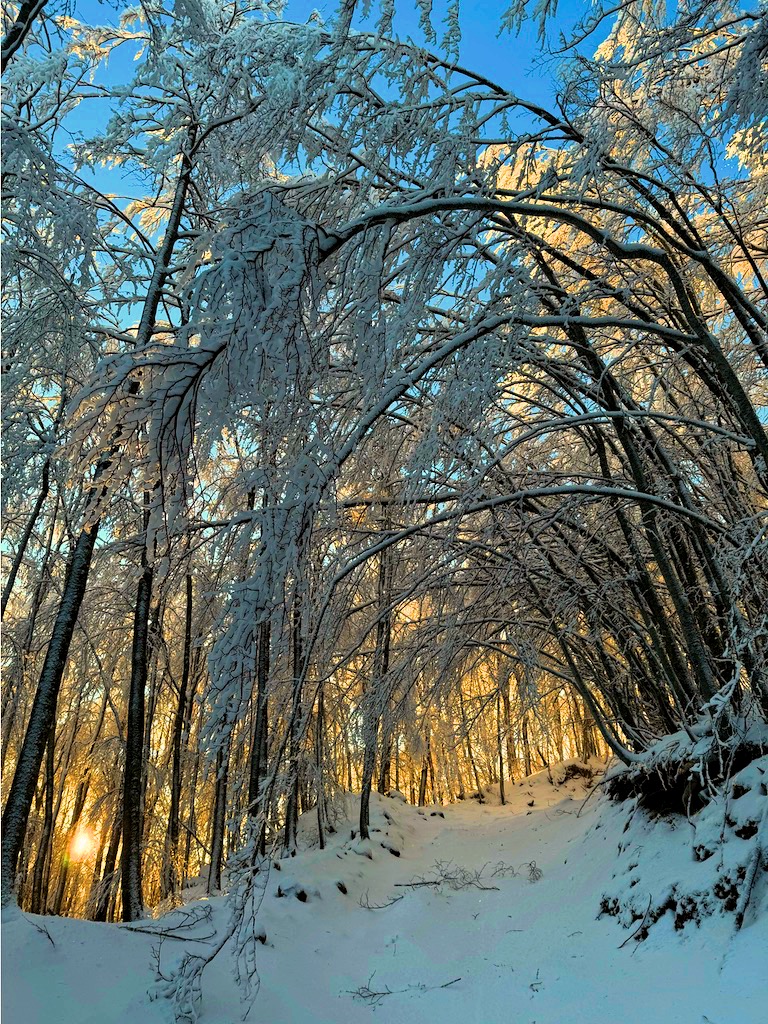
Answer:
[{"left": 72, "top": 0, "right": 595, "bottom": 104}]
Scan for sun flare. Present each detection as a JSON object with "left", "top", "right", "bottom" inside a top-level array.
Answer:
[{"left": 69, "top": 828, "right": 96, "bottom": 862}]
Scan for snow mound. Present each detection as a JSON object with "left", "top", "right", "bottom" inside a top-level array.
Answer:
[
  {"left": 599, "top": 726, "right": 767, "bottom": 937},
  {"left": 475, "top": 757, "right": 604, "bottom": 807}
]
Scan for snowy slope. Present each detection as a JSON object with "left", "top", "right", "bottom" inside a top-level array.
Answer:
[{"left": 3, "top": 763, "right": 767, "bottom": 1024}]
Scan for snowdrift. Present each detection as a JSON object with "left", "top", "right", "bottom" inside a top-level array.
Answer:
[{"left": 600, "top": 724, "right": 767, "bottom": 937}]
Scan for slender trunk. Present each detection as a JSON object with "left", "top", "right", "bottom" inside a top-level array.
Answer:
[
  {"left": 183, "top": 750, "right": 201, "bottom": 882},
  {"left": 87, "top": 829, "right": 107, "bottom": 919},
  {"left": 315, "top": 682, "right": 325, "bottom": 850},
  {"left": 428, "top": 742, "right": 441, "bottom": 804},
  {"left": 1, "top": 458, "right": 50, "bottom": 620},
  {"left": 93, "top": 800, "right": 121, "bottom": 922},
  {"left": 497, "top": 692, "right": 506, "bottom": 806},
  {"left": 418, "top": 745, "right": 429, "bottom": 808},
  {"left": 360, "top": 542, "right": 392, "bottom": 839},
  {"left": 459, "top": 688, "right": 483, "bottom": 798},
  {"left": 500, "top": 681, "right": 516, "bottom": 782},
  {"left": 162, "top": 573, "right": 193, "bottom": 900},
  {"left": 29, "top": 724, "right": 55, "bottom": 914},
  {"left": 207, "top": 746, "right": 228, "bottom": 893},
  {"left": 345, "top": 729, "right": 353, "bottom": 792},
  {"left": 1, "top": 515, "right": 100, "bottom": 897},
  {"left": 284, "top": 590, "right": 303, "bottom": 856},
  {"left": 522, "top": 716, "right": 532, "bottom": 777},
  {"left": 121, "top": 517, "right": 153, "bottom": 922},
  {"left": 248, "top": 618, "right": 270, "bottom": 855},
  {"left": 378, "top": 720, "right": 394, "bottom": 795}
]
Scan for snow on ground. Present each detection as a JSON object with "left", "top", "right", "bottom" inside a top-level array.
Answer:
[{"left": 3, "top": 762, "right": 767, "bottom": 1024}]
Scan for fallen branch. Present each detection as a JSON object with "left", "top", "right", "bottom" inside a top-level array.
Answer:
[
  {"left": 358, "top": 891, "right": 404, "bottom": 910},
  {"left": 618, "top": 894, "right": 653, "bottom": 949},
  {"left": 348, "top": 972, "right": 461, "bottom": 1005},
  {"left": 393, "top": 861, "right": 499, "bottom": 892}
]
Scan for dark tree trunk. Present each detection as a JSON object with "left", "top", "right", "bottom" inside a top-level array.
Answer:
[
  {"left": 93, "top": 801, "right": 121, "bottom": 922},
  {"left": 522, "top": 715, "right": 532, "bottom": 778},
  {"left": 121, "top": 524, "right": 154, "bottom": 922},
  {"left": 497, "top": 692, "right": 506, "bottom": 806},
  {"left": 162, "top": 573, "right": 193, "bottom": 900},
  {"left": 428, "top": 742, "right": 440, "bottom": 804},
  {"left": 1, "top": 130, "right": 193, "bottom": 902},
  {"left": 1, "top": 514, "right": 100, "bottom": 898},
  {"left": 418, "top": 737, "right": 430, "bottom": 807},
  {"left": 248, "top": 618, "right": 270, "bottom": 854},
  {"left": 284, "top": 579, "right": 305, "bottom": 856},
  {"left": 315, "top": 682, "right": 325, "bottom": 850},
  {"left": 500, "top": 680, "right": 516, "bottom": 782},
  {"left": 29, "top": 724, "right": 55, "bottom": 914},
  {"left": 207, "top": 746, "right": 228, "bottom": 893},
  {"left": 360, "top": 543, "right": 392, "bottom": 839},
  {"left": 1, "top": 457, "right": 50, "bottom": 620},
  {"left": 459, "top": 688, "right": 483, "bottom": 798}
]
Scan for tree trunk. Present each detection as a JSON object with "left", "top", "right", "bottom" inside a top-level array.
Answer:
[
  {"left": 497, "top": 692, "right": 506, "bottom": 806},
  {"left": 522, "top": 715, "right": 532, "bottom": 778},
  {"left": 283, "top": 590, "right": 303, "bottom": 856},
  {"left": 1, "top": 514, "right": 100, "bottom": 898},
  {"left": 162, "top": 573, "right": 193, "bottom": 900},
  {"left": 315, "top": 682, "right": 325, "bottom": 850},
  {"left": 248, "top": 618, "right": 270, "bottom": 854},
  {"left": 459, "top": 688, "right": 483, "bottom": 798},
  {"left": 121, "top": 524, "right": 153, "bottom": 922},
  {"left": 500, "top": 680, "right": 516, "bottom": 782},
  {"left": 207, "top": 746, "right": 228, "bottom": 893},
  {"left": 29, "top": 724, "right": 55, "bottom": 914},
  {"left": 418, "top": 747, "right": 429, "bottom": 808},
  {"left": 1, "top": 456, "right": 50, "bottom": 620},
  {"left": 93, "top": 801, "right": 121, "bottom": 922}
]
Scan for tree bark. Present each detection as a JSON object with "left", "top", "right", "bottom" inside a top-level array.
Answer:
[
  {"left": 360, "top": 541, "right": 392, "bottom": 839},
  {"left": 248, "top": 618, "right": 270, "bottom": 854},
  {"left": 93, "top": 800, "right": 121, "bottom": 922},
  {"left": 1, "top": 515, "right": 100, "bottom": 897},
  {"left": 121, "top": 519, "right": 153, "bottom": 922},
  {"left": 29, "top": 724, "right": 55, "bottom": 914},
  {"left": 207, "top": 746, "right": 228, "bottom": 893},
  {"left": 162, "top": 573, "right": 193, "bottom": 900}
]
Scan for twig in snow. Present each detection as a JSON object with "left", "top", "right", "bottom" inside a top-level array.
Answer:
[
  {"left": 525, "top": 860, "right": 543, "bottom": 882},
  {"left": 348, "top": 972, "right": 461, "bottom": 1005},
  {"left": 123, "top": 925, "right": 216, "bottom": 943},
  {"left": 576, "top": 776, "right": 608, "bottom": 818},
  {"left": 21, "top": 912, "right": 55, "bottom": 947},
  {"left": 618, "top": 894, "right": 653, "bottom": 949},
  {"left": 393, "top": 860, "right": 499, "bottom": 892},
  {"left": 491, "top": 861, "right": 518, "bottom": 877},
  {"left": 358, "top": 890, "right": 404, "bottom": 910}
]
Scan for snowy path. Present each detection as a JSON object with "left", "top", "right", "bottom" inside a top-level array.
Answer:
[{"left": 3, "top": 772, "right": 767, "bottom": 1024}]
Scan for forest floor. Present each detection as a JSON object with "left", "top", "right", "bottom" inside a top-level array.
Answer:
[{"left": 3, "top": 762, "right": 767, "bottom": 1024}]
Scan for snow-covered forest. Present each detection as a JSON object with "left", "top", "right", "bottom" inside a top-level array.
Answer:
[{"left": 1, "top": 0, "right": 767, "bottom": 1020}]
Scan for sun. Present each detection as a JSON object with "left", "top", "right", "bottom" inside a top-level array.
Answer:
[{"left": 69, "top": 828, "right": 97, "bottom": 862}]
